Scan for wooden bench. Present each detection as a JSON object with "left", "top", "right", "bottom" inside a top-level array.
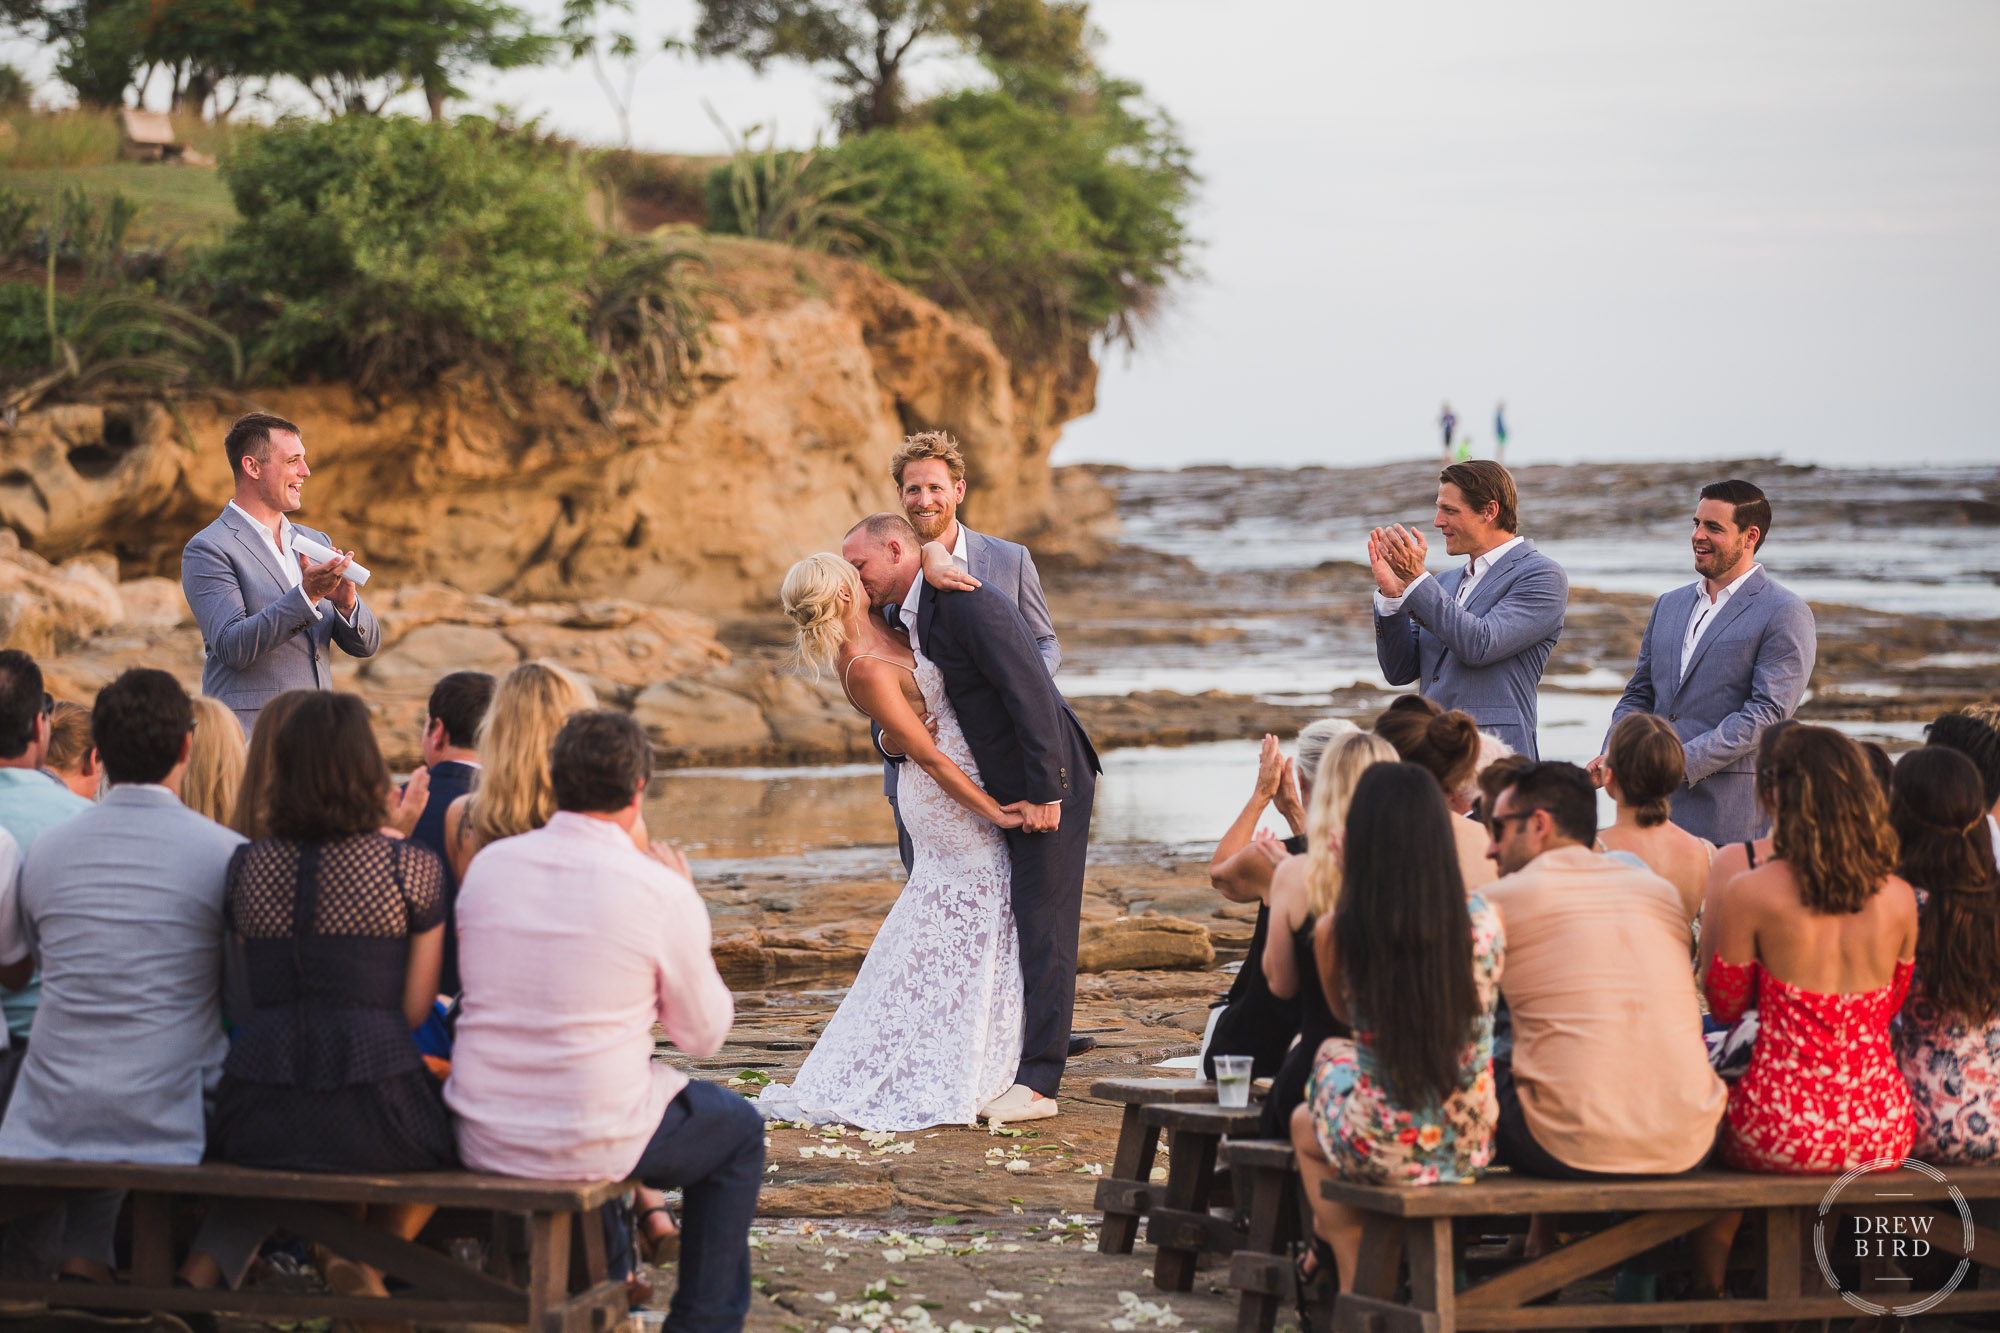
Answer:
[
  {"left": 0, "top": 1159, "right": 629, "bottom": 1333},
  {"left": 1143, "top": 1102, "right": 1265, "bottom": 1291},
  {"left": 1324, "top": 1166, "right": 2000, "bottom": 1333},
  {"left": 1220, "top": 1137, "right": 1332, "bottom": 1333},
  {"left": 1091, "top": 1077, "right": 1229, "bottom": 1256}
]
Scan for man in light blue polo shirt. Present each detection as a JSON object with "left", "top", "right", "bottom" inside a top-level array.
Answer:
[{"left": 0, "top": 650, "right": 93, "bottom": 1073}]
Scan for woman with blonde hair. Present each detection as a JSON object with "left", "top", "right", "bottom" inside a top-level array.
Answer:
[
  {"left": 181, "top": 696, "right": 248, "bottom": 825},
  {"left": 43, "top": 700, "right": 100, "bottom": 800},
  {"left": 1257, "top": 730, "right": 1398, "bottom": 1135},
  {"left": 442, "top": 662, "right": 596, "bottom": 883},
  {"left": 756, "top": 550, "right": 1026, "bottom": 1131}
]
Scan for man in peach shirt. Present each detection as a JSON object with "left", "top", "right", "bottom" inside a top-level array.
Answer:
[
  {"left": 1482, "top": 761, "right": 1725, "bottom": 1181},
  {"left": 446, "top": 711, "right": 760, "bottom": 1333}
]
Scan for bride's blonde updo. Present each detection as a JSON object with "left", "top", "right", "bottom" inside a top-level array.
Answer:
[{"left": 782, "top": 553, "right": 863, "bottom": 677}]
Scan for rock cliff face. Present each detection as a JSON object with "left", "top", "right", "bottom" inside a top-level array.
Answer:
[
  {"left": 0, "top": 240, "right": 1101, "bottom": 764},
  {"left": 0, "top": 239, "right": 1096, "bottom": 615}
]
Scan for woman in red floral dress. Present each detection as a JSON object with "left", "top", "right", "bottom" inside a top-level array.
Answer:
[{"left": 1693, "top": 726, "right": 1918, "bottom": 1297}]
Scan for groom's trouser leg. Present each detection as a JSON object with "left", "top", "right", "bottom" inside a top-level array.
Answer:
[
  {"left": 632, "top": 1081, "right": 767, "bottom": 1333},
  {"left": 888, "top": 795, "right": 914, "bottom": 875},
  {"left": 1007, "top": 761, "right": 1096, "bottom": 1098}
]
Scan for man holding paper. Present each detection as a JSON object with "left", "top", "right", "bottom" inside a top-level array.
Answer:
[{"left": 181, "top": 412, "right": 381, "bottom": 735}]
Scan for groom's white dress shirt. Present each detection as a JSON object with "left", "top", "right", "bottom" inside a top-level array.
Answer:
[
  {"left": 898, "top": 524, "right": 965, "bottom": 654},
  {"left": 225, "top": 501, "right": 359, "bottom": 627}
]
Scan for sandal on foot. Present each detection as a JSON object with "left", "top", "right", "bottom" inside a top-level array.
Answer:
[{"left": 637, "top": 1205, "right": 680, "bottom": 1266}]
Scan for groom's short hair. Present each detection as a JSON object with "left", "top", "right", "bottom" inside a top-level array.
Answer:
[
  {"left": 847, "top": 512, "right": 920, "bottom": 549},
  {"left": 889, "top": 431, "right": 966, "bottom": 487}
]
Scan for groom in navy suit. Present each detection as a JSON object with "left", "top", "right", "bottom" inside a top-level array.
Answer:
[
  {"left": 845, "top": 513, "right": 1100, "bottom": 1124},
  {"left": 1370, "top": 461, "right": 1570, "bottom": 760}
]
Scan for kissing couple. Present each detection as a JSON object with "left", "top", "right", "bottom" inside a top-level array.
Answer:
[{"left": 758, "top": 513, "right": 1101, "bottom": 1130}]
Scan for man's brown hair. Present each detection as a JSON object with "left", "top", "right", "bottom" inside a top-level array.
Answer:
[
  {"left": 889, "top": 431, "right": 966, "bottom": 487},
  {"left": 225, "top": 411, "right": 300, "bottom": 477},
  {"left": 1439, "top": 459, "right": 1519, "bottom": 533}
]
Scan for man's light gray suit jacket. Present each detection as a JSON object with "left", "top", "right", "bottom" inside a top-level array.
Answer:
[
  {"left": 882, "top": 526, "right": 1059, "bottom": 800},
  {"left": 181, "top": 506, "right": 380, "bottom": 726},
  {"left": 1605, "top": 567, "right": 1815, "bottom": 845},
  {"left": 1372, "top": 538, "right": 1568, "bottom": 761}
]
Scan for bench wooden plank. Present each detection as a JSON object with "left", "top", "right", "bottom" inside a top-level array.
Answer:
[
  {"left": 1453, "top": 1289, "right": 2000, "bottom": 1330},
  {"left": 0, "top": 1160, "right": 624, "bottom": 1211},
  {"left": 1089, "top": 1077, "right": 1221, "bottom": 1104},
  {"left": 1220, "top": 1139, "right": 1295, "bottom": 1170},
  {"left": 242, "top": 1197, "right": 528, "bottom": 1303},
  {"left": 1457, "top": 1208, "right": 1722, "bottom": 1312},
  {"left": 1143, "top": 1103, "right": 1265, "bottom": 1135},
  {"left": 1322, "top": 1167, "right": 2000, "bottom": 1217}
]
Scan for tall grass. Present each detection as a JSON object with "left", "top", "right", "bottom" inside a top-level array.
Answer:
[{"left": 0, "top": 109, "right": 253, "bottom": 171}]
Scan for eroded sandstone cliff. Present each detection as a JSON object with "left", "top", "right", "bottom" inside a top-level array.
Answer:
[{"left": 0, "top": 239, "right": 1097, "bottom": 614}]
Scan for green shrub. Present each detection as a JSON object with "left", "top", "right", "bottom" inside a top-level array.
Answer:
[
  {"left": 702, "top": 73, "right": 1195, "bottom": 363},
  {"left": 210, "top": 114, "right": 599, "bottom": 387},
  {"left": 0, "top": 65, "right": 31, "bottom": 112},
  {"left": 0, "top": 281, "right": 242, "bottom": 410}
]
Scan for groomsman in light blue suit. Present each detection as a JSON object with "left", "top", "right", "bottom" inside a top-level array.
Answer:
[
  {"left": 1371, "top": 461, "right": 1570, "bottom": 760},
  {"left": 1592, "top": 480, "right": 1815, "bottom": 844}
]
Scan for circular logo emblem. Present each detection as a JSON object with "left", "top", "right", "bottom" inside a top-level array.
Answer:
[{"left": 1813, "top": 1157, "right": 1974, "bottom": 1316}]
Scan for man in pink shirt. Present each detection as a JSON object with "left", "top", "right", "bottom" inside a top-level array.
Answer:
[{"left": 445, "top": 711, "right": 760, "bottom": 1332}]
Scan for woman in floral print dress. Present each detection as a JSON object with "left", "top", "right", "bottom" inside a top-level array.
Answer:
[
  {"left": 1888, "top": 746, "right": 2000, "bottom": 1164},
  {"left": 1291, "top": 762, "right": 1506, "bottom": 1291},
  {"left": 1693, "top": 727, "right": 1918, "bottom": 1300}
]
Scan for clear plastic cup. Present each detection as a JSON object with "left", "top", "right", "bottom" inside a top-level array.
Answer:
[
  {"left": 631, "top": 1311, "right": 666, "bottom": 1333},
  {"left": 1214, "top": 1054, "right": 1253, "bottom": 1108}
]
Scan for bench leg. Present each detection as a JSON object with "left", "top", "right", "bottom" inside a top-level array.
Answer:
[
  {"left": 1153, "top": 1130, "right": 1220, "bottom": 1293},
  {"left": 1099, "top": 1104, "right": 1162, "bottom": 1255},
  {"left": 1406, "top": 1218, "right": 1455, "bottom": 1333},
  {"left": 1232, "top": 1163, "right": 1303, "bottom": 1333},
  {"left": 528, "top": 1211, "right": 573, "bottom": 1333}
]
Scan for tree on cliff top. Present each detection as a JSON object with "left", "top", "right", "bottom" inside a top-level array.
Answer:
[{"left": 692, "top": 0, "right": 1092, "bottom": 132}]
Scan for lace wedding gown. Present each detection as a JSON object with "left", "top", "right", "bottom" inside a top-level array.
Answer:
[{"left": 757, "top": 650, "right": 1024, "bottom": 1130}]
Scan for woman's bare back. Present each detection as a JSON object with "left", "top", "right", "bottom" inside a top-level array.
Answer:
[
  {"left": 1599, "top": 822, "right": 1712, "bottom": 921},
  {"left": 1729, "top": 860, "right": 1917, "bottom": 995}
]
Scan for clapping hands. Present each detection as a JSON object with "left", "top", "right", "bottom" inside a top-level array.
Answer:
[
  {"left": 383, "top": 765, "right": 431, "bottom": 838},
  {"left": 1367, "top": 525, "right": 1429, "bottom": 597},
  {"left": 1252, "top": 734, "right": 1306, "bottom": 835}
]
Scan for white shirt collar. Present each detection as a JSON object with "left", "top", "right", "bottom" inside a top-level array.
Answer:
[
  {"left": 228, "top": 500, "right": 292, "bottom": 546},
  {"left": 1466, "top": 534, "right": 1524, "bottom": 579},
  {"left": 1694, "top": 562, "right": 1761, "bottom": 606},
  {"left": 899, "top": 564, "right": 925, "bottom": 639},
  {"left": 950, "top": 524, "right": 969, "bottom": 564}
]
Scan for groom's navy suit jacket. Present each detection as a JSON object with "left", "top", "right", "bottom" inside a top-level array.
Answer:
[{"left": 917, "top": 578, "right": 1099, "bottom": 1096}]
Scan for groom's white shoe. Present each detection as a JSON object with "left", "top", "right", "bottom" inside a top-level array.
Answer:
[{"left": 980, "top": 1084, "right": 1058, "bottom": 1125}]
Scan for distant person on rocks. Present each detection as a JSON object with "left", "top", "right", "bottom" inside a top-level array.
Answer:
[
  {"left": 41, "top": 701, "right": 99, "bottom": 801},
  {"left": 1369, "top": 460, "right": 1568, "bottom": 760},
  {"left": 408, "top": 670, "right": 495, "bottom": 996},
  {"left": 1438, "top": 401, "right": 1457, "bottom": 462},
  {"left": 0, "top": 651, "right": 92, "bottom": 1054},
  {"left": 1924, "top": 706, "right": 2000, "bottom": 865},
  {"left": 0, "top": 670, "right": 242, "bottom": 1286},
  {"left": 1592, "top": 480, "right": 1815, "bottom": 844},
  {"left": 877, "top": 431, "right": 1060, "bottom": 874},
  {"left": 181, "top": 412, "right": 380, "bottom": 737},
  {"left": 1493, "top": 401, "right": 1508, "bottom": 463},
  {"left": 447, "top": 710, "right": 757, "bottom": 1333}
]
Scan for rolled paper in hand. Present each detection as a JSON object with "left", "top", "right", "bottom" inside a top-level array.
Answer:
[{"left": 290, "top": 532, "right": 372, "bottom": 587}]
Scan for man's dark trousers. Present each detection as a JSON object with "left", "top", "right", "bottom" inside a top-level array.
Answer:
[
  {"left": 630, "top": 1080, "right": 767, "bottom": 1332},
  {"left": 1008, "top": 751, "right": 1095, "bottom": 1096}
]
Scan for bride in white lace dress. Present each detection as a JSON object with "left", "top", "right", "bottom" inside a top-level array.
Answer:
[{"left": 758, "top": 553, "right": 1025, "bottom": 1130}]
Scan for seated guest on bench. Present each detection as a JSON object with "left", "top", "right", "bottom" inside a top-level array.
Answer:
[
  {"left": 1596, "top": 714, "right": 1714, "bottom": 922},
  {"left": 1257, "top": 729, "right": 1395, "bottom": 1137},
  {"left": 181, "top": 696, "right": 247, "bottom": 825},
  {"left": 407, "top": 670, "right": 495, "bottom": 995},
  {"left": 1889, "top": 746, "right": 2000, "bottom": 1164},
  {"left": 1481, "top": 761, "right": 1724, "bottom": 1184},
  {"left": 1926, "top": 706, "right": 2000, "bottom": 865},
  {"left": 1693, "top": 720, "right": 1796, "bottom": 978},
  {"left": 442, "top": 661, "right": 595, "bottom": 883},
  {"left": 41, "top": 701, "right": 99, "bottom": 801},
  {"left": 1374, "top": 695, "right": 1498, "bottom": 891},
  {"left": 227, "top": 689, "right": 313, "bottom": 838},
  {"left": 183, "top": 693, "right": 455, "bottom": 1295},
  {"left": 1703, "top": 725, "right": 1915, "bottom": 1174},
  {"left": 1204, "top": 721, "right": 1347, "bottom": 1079},
  {"left": 0, "top": 670, "right": 239, "bottom": 1283},
  {"left": 447, "top": 710, "right": 761, "bottom": 1333},
  {"left": 1291, "top": 762, "right": 1506, "bottom": 1291}
]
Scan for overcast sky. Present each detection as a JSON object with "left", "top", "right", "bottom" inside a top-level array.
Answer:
[{"left": 15, "top": 1, "right": 1998, "bottom": 470}]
